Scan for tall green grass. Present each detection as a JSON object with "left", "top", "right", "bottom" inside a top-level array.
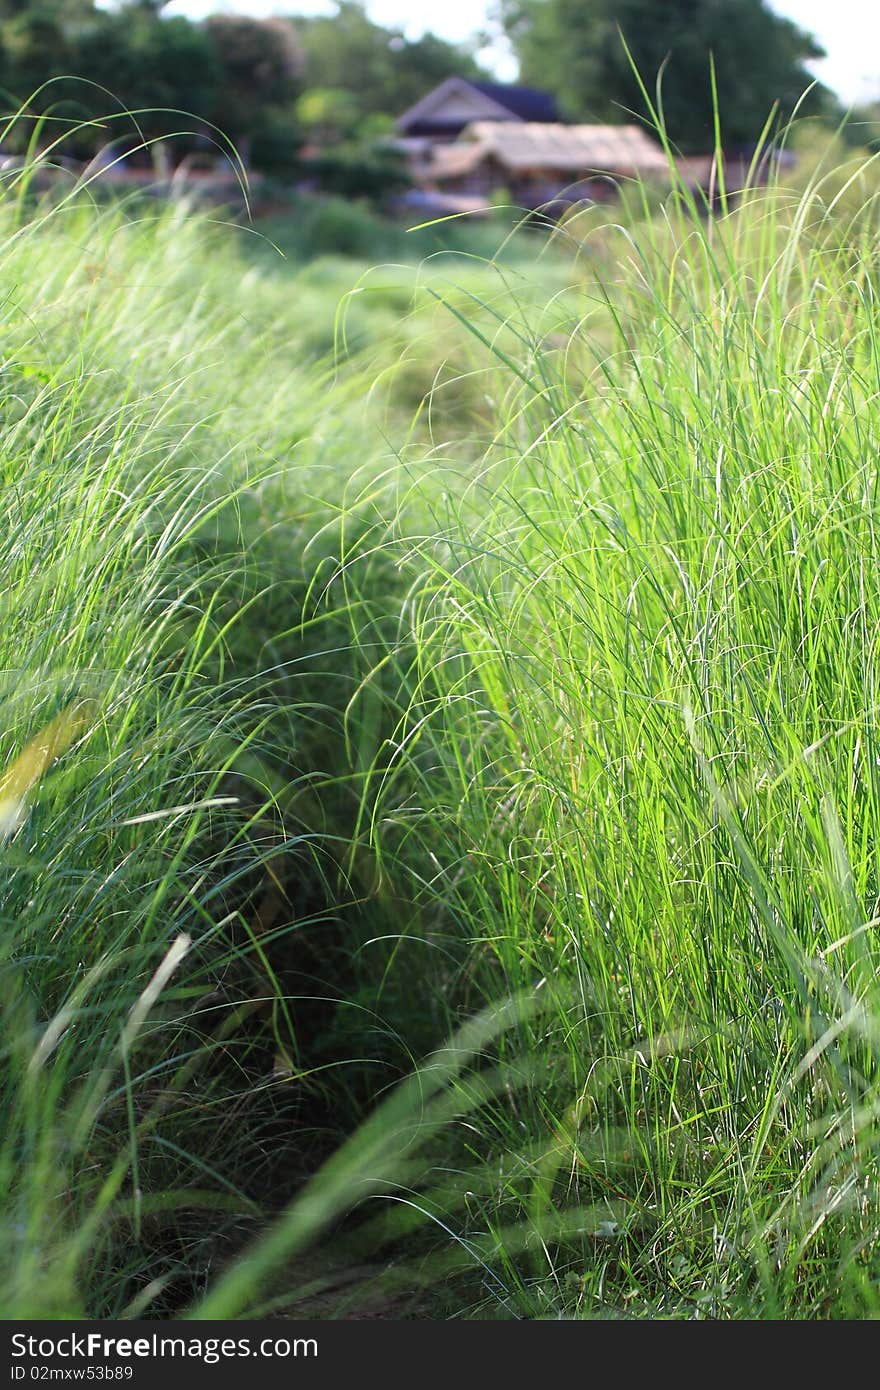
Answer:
[
  {"left": 8, "top": 125, "right": 880, "bottom": 1321},
  {"left": 345, "top": 140, "right": 880, "bottom": 1317},
  {"left": 0, "top": 166, "right": 566, "bottom": 1319},
  {"left": 0, "top": 187, "right": 385, "bottom": 1317}
]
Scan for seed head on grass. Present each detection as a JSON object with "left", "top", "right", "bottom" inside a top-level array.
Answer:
[{"left": 0, "top": 702, "right": 93, "bottom": 841}]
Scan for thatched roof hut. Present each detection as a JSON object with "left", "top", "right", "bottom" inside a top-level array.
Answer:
[{"left": 418, "top": 121, "right": 668, "bottom": 209}]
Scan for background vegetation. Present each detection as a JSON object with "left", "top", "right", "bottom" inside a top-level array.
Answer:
[
  {"left": 0, "top": 0, "right": 876, "bottom": 184},
  {"left": 499, "top": 0, "right": 830, "bottom": 147},
  {"left": 0, "top": 0, "right": 479, "bottom": 178}
]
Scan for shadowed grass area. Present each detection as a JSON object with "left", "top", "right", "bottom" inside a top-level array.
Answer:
[{"left": 0, "top": 187, "right": 395, "bottom": 1317}]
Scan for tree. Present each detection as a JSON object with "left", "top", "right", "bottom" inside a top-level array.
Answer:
[
  {"left": 0, "top": 0, "right": 92, "bottom": 16},
  {"left": 204, "top": 15, "right": 303, "bottom": 168},
  {"left": 301, "top": 140, "right": 410, "bottom": 200},
  {"left": 0, "top": 6, "right": 74, "bottom": 114},
  {"left": 0, "top": 2, "right": 221, "bottom": 156},
  {"left": 0, "top": 0, "right": 474, "bottom": 177},
  {"left": 498, "top": 0, "right": 828, "bottom": 151},
  {"left": 296, "top": 87, "right": 361, "bottom": 145},
  {"left": 71, "top": 10, "right": 220, "bottom": 142},
  {"left": 297, "top": 2, "right": 486, "bottom": 120}
]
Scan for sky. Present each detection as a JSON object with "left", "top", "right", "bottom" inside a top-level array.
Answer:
[{"left": 166, "top": 0, "right": 880, "bottom": 106}]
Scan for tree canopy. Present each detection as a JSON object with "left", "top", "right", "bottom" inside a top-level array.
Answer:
[
  {"left": 295, "top": 3, "right": 485, "bottom": 118},
  {"left": 499, "top": 0, "right": 829, "bottom": 150},
  {"left": 0, "top": 0, "right": 483, "bottom": 175},
  {"left": 0, "top": 0, "right": 844, "bottom": 174}
]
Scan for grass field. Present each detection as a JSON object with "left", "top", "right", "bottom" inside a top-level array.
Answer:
[{"left": 5, "top": 133, "right": 880, "bottom": 1319}]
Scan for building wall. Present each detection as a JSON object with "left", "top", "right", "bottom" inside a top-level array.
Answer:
[{"left": 437, "top": 161, "right": 622, "bottom": 209}]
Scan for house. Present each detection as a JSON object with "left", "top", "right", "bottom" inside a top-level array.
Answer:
[
  {"left": 395, "top": 77, "right": 562, "bottom": 180},
  {"left": 397, "top": 77, "right": 561, "bottom": 145},
  {"left": 393, "top": 77, "right": 669, "bottom": 218},
  {"left": 417, "top": 121, "right": 669, "bottom": 213}
]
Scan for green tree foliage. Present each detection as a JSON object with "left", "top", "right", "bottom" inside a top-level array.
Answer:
[
  {"left": 297, "top": 1, "right": 485, "bottom": 119},
  {"left": 301, "top": 141, "right": 410, "bottom": 200},
  {"left": 71, "top": 11, "right": 220, "bottom": 141},
  {"left": 0, "top": 4, "right": 304, "bottom": 171},
  {"left": 0, "top": 9, "right": 72, "bottom": 109},
  {"left": 297, "top": 87, "right": 361, "bottom": 145},
  {"left": 0, "top": 1, "right": 221, "bottom": 151},
  {"left": 0, "top": 0, "right": 91, "bottom": 16},
  {"left": 499, "top": 0, "right": 829, "bottom": 150},
  {"left": 202, "top": 15, "right": 304, "bottom": 170},
  {"left": 0, "top": 0, "right": 478, "bottom": 184},
  {"left": 290, "top": 2, "right": 482, "bottom": 201}
]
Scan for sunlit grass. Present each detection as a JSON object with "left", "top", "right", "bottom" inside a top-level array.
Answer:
[{"left": 330, "top": 133, "right": 880, "bottom": 1319}]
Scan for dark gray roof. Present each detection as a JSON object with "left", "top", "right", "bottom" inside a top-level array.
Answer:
[{"left": 469, "top": 83, "right": 561, "bottom": 124}]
